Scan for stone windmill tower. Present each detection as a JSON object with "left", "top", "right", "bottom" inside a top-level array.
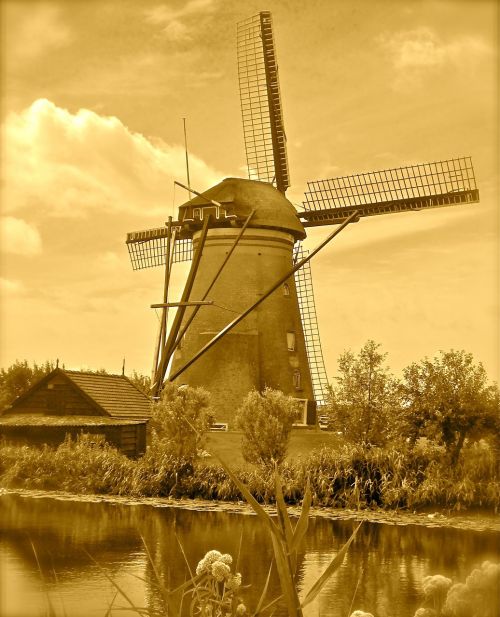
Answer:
[{"left": 126, "top": 12, "right": 479, "bottom": 426}]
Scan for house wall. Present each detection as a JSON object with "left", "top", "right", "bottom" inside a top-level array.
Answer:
[
  {"left": 12, "top": 375, "right": 101, "bottom": 416},
  {"left": 0, "top": 423, "right": 147, "bottom": 458}
]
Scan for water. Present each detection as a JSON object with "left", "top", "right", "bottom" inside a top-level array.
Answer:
[{"left": 0, "top": 492, "right": 498, "bottom": 617}]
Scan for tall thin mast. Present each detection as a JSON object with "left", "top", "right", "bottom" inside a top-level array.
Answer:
[{"left": 182, "top": 117, "right": 192, "bottom": 198}]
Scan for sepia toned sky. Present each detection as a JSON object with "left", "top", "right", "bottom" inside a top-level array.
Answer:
[{"left": 0, "top": 0, "right": 498, "bottom": 382}]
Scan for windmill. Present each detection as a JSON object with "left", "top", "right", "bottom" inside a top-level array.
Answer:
[{"left": 126, "top": 11, "right": 479, "bottom": 426}]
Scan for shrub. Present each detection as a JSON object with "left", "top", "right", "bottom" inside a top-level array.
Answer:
[
  {"left": 325, "top": 341, "right": 400, "bottom": 447},
  {"left": 235, "top": 388, "right": 298, "bottom": 468},
  {"left": 150, "top": 383, "right": 214, "bottom": 463},
  {"left": 0, "top": 434, "right": 134, "bottom": 494},
  {"left": 0, "top": 433, "right": 498, "bottom": 511}
]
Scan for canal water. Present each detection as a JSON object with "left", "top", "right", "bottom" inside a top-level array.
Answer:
[{"left": 0, "top": 492, "right": 498, "bottom": 617}]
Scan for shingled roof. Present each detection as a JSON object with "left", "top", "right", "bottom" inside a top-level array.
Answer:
[
  {"left": 4, "top": 369, "right": 152, "bottom": 421},
  {"left": 63, "top": 371, "right": 152, "bottom": 421}
]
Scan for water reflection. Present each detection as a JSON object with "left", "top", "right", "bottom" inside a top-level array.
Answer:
[{"left": 0, "top": 494, "right": 498, "bottom": 617}]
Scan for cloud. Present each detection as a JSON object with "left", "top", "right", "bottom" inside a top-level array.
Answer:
[
  {"left": 0, "top": 217, "right": 42, "bottom": 255},
  {"left": 97, "top": 251, "right": 123, "bottom": 271},
  {"left": 2, "top": 99, "right": 224, "bottom": 219},
  {"left": 145, "top": 0, "right": 216, "bottom": 42},
  {"left": 377, "top": 27, "right": 492, "bottom": 87},
  {"left": 0, "top": 278, "right": 25, "bottom": 295},
  {"left": 4, "top": 3, "right": 72, "bottom": 62}
]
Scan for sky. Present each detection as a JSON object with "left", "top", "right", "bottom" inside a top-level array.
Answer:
[{"left": 0, "top": 0, "right": 498, "bottom": 383}]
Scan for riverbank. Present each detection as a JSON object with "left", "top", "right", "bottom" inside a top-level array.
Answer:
[
  {"left": 1, "top": 436, "right": 499, "bottom": 513},
  {"left": 2, "top": 487, "right": 498, "bottom": 533}
]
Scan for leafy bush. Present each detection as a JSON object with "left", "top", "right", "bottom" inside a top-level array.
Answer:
[
  {"left": 0, "top": 360, "right": 55, "bottom": 410},
  {"left": 400, "top": 350, "right": 499, "bottom": 464},
  {"left": 0, "top": 434, "right": 134, "bottom": 494},
  {"left": 150, "top": 383, "right": 213, "bottom": 462},
  {"left": 235, "top": 388, "right": 298, "bottom": 467},
  {"left": 325, "top": 341, "right": 400, "bottom": 447}
]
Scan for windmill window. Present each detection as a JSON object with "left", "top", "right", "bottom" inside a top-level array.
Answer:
[
  {"left": 193, "top": 208, "right": 202, "bottom": 220},
  {"left": 293, "top": 369, "right": 301, "bottom": 390},
  {"left": 283, "top": 283, "right": 290, "bottom": 297},
  {"left": 286, "top": 332, "right": 296, "bottom": 351}
]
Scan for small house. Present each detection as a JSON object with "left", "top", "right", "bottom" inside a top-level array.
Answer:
[{"left": 0, "top": 369, "right": 152, "bottom": 458}]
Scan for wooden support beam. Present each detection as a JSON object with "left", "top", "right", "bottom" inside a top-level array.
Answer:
[
  {"left": 151, "top": 218, "right": 174, "bottom": 382},
  {"left": 152, "top": 214, "right": 211, "bottom": 397},
  {"left": 160, "top": 219, "right": 175, "bottom": 350},
  {"left": 174, "top": 180, "right": 224, "bottom": 209},
  {"left": 169, "top": 210, "right": 359, "bottom": 382},
  {"left": 151, "top": 301, "right": 214, "bottom": 308}
]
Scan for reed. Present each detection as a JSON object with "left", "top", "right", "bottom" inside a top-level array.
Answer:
[{"left": 0, "top": 436, "right": 498, "bottom": 511}]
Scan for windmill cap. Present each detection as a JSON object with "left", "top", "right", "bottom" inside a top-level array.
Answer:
[{"left": 179, "top": 177, "right": 306, "bottom": 240}]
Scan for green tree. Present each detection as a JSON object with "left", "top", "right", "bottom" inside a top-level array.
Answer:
[
  {"left": 326, "top": 340, "right": 400, "bottom": 446},
  {"left": 400, "top": 350, "right": 499, "bottom": 464},
  {"left": 0, "top": 360, "right": 55, "bottom": 410},
  {"left": 235, "top": 387, "right": 298, "bottom": 467},
  {"left": 129, "top": 370, "right": 151, "bottom": 395},
  {"left": 150, "top": 383, "right": 213, "bottom": 462}
]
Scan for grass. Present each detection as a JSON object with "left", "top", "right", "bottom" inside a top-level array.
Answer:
[
  {"left": 0, "top": 434, "right": 498, "bottom": 512},
  {"left": 205, "top": 429, "right": 342, "bottom": 467}
]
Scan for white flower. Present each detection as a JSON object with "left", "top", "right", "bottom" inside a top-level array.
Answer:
[
  {"left": 225, "top": 573, "right": 242, "bottom": 591},
  {"left": 211, "top": 560, "right": 231, "bottom": 582},
  {"left": 204, "top": 550, "right": 223, "bottom": 563},
  {"left": 465, "top": 560, "right": 500, "bottom": 591},
  {"left": 422, "top": 574, "right": 452, "bottom": 598},
  {"left": 236, "top": 604, "right": 246, "bottom": 616},
  {"left": 196, "top": 550, "right": 224, "bottom": 575},
  {"left": 219, "top": 553, "right": 233, "bottom": 566}
]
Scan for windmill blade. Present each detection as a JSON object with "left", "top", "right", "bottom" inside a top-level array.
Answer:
[
  {"left": 237, "top": 11, "right": 290, "bottom": 193},
  {"left": 126, "top": 228, "right": 192, "bottom": 270},
  {"left": 300, "top": 156, "right": 479, "bottom": 226},
  {"left": 293, "top": 242, "right": 329, "bottom": 407}
]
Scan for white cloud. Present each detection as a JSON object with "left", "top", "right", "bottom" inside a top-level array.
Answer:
[
  {"left": 380, "top": 27, "right": 447, "bottom": 69},
  {"left": 145, "top": 0, "right": 216, "bottom": 41},
  {"left": 2, "top": 99, "right": 224, "bottom": 219},
  {"left": 377, "top": 28, "right": 492, "bottom": 85},
  {"left": 161, "top": 20, "right": 190, "bottom": 42},
  {"left": 145, "top": 0, "right": 215, "bottom": 24},
  {"left": 97, "top": 251, "right": 123, "bottom": 271},
  {"left": 0, "top": 278, "right": 25, "bottom": 295},
  {"left": 4, "top": 3, "right": 72, "bottom": 62},
  {"left": 0, "top": 217, "right": 42, "bottom": 255}
]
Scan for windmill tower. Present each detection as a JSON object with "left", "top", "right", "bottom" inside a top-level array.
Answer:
[{"left": 126, "top": 12, "right": 479, "bottom": 426}]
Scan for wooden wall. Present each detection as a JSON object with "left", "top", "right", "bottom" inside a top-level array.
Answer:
[
  {"left": 0, "top": 424, "right": 147, "bottom": 458},
  {"left": 11, "top": 375, "right": 101, "bottom": 416}
]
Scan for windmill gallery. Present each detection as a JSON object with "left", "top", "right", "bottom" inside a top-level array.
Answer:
[{"left": 125, "top": 12, "right": 479, "bottom": 427}]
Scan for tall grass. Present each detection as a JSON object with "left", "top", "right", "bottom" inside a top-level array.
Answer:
[{"left": 0, "top": 436, "right": 498, "bottom": 511}]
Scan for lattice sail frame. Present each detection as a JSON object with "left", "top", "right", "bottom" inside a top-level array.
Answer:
[
  {"left": 300, "top": 157, "right": 478, "bottom": 225},
  {"left": 237, "top": 11, "right": 290, "bottom": 193},
  {"left": 293, "top": 243, "right": 329, "bottom": 406},
  {"left": 126, "top": 229, "right": 192, "bottom": 271}
]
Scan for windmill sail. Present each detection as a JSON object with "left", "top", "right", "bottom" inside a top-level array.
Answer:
[
  {"left": 293, "top": 243, "right": 329, "bottom": 406},
  {"left": 300, "top": 157, "right": 479, "bottom": 226},
  {"left": 126, "top": 229, "right": 192, "bottom": 270},
  {"left": 237, "top": 11, "right": 290, "bottom": 193}
]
